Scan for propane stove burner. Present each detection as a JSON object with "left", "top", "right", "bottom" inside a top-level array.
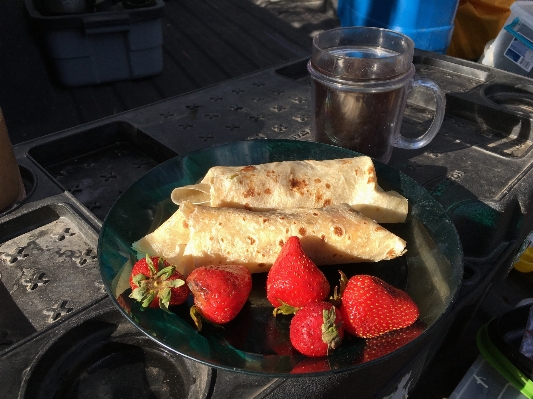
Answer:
[{"left": 20, "top": 309, "right": 212, "bottom": 399}]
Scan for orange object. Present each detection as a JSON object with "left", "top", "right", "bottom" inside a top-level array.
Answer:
[{"left": 447, "top": 0, "right": 516, "bottom": 61}]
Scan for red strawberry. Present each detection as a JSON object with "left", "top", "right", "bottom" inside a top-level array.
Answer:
[
  {"left": 186, "top": 264, "right": 252, "bottom": 330},
  {"left": 289, "top": 301, "right": 344, "bottom": 357},
  {"left": 129, "top": 255, "right": 188, "bottom": 311},
  {"left": 291, "top": 357, "right": 331, "bottom": 374},
  {"left": 267, "top": 236, "right": 330, "bottom": 315},
  {"left": 266, "top": 315, "right": 298, "bottom": 356},
  {"left": 339, "top": 274, "right": 419, "bottom": 338},
  {"left": 361, "top": 322, "right": 425, "bottom": 362}
]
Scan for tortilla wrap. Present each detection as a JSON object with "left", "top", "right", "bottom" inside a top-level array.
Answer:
[
  {"left": 132, "top": 201, "right": 406, "bottom": 275},
  {"left": 171, "top": 156, "right": 408, "bottom": 224}
]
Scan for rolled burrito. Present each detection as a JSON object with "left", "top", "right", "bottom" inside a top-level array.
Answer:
[
  {"left": 132, "top": 201, "right": 407, "bottom": 275},
  {"left": 171, "top": 156, "right": 408, "bottom": 224}
]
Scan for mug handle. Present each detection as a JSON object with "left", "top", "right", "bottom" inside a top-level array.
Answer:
[{"left": 393, "top": 77, "right": 446, "bottom": 150}]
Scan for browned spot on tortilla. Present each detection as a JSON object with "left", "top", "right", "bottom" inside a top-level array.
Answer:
[
  {"left": 247, "top": 236, "right": 256, "bottom": 245},
  {"left": 325, "top": 183, "right": 331, "bottom": 189},
  {"left": 244, "top": 188, "right": 255, "bottom": 198},
  {"left": 264, "top": 188, "right": 272, "bottom": 195},
  {"left": 323, "top": 199, "right": 332, "bottom": 206},
  {"left": 244, "top": 204, "right": 252, "bottom": 210},
  {"left": 218, "top": 222, "right": 223, "bottom": 226},
  {"left": 315, "top": 191, "right": 323, "bottom": 204},
  {"left": 367, "top": 167, "right": 376, "bottom": 184},
  {"left": 182, "top": 220, "right": 189, "bottom": 229},
  {"left": 387, "top": 249, "right": 396, "bottom": 258},
  {"left": 286, "top": 228, "right": 289, "bottom": 234},
  {"left": 258, "top": 263, "right": 266, "bottom": 268},
  {"left": 263, "top": 218, "right": 268, "bottom": 223},
  {"left": 333, "top": 226, "right": 343, "bottom": 237},
  {"left": 241, "top": 165, "right": 256, "bottom": 172},
  {"left": 313, "top": 212, "right": 319, "bottom": 216},
  {"left": 299, "top": 227, "right": 306, "bottom": 236},
  {"left": 221, "top": 238, "right": 224, "bottom": 242},
  {"left": 314, "top": 178, "right": 321, "bottom": 183},
  {"left": 279, "top": 239, "right": 284, "bottom": 247},
  {"left": 209, "top": 236, "right": 214, "bottom": 241},
  {"left": 289, "top": 177, "right": 308, "bottom": 195},
  {"left": 374, "top": 226, "right": 386, "bottom": 232},
  {"left": 266, "top": 170, "right": 279, "bottom": 183},
  {"left": 341, "top": 160, "right": 350, "bottom": 164}
]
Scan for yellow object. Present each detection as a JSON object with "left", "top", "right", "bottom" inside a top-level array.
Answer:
[
  {"left": 447, "top": 0, "right": 515, "bottom": 61},
  {"left": 514, "top": 246, "right": 533, "bottom": 272}
]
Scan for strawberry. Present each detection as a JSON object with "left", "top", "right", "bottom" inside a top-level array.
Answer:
[
  {"left": 289, "top": 301, "right": 344, "bottom": 357},
  {"left": 129, "top": 255, "right": 188, "bottom": 312},
  {"left": 266, "top": 314, "right": 298, "bottom": 356},
  {"left": 339, "top": 274, "right": 419, "bottom": 338},
  {"left": 186, "top": 264, "right": 252, "bottom": 330},
  {"left": 360, "top": 322, "right": 425, "bottom": 362},
  {"left": 291, "top": 357, "right": 331, "bottom": 374},
  {"left": 267, "top": 236, "right": 330, "bottom": 315}
]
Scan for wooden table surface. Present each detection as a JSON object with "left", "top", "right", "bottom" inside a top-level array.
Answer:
[{"left": 0, "top": 0, "right": 339, "bottom": 144}]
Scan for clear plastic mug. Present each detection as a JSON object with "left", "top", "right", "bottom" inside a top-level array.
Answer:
[{"left": 308, "top": 27, "right": 446, "bottom": 163}]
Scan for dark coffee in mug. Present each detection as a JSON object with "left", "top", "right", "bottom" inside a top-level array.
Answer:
[
  {"left": 308, "top": 28, "right": 445, "bottom": 163},
  {"left": 312, "top": 81, "right": 407, "bottom": 162}
]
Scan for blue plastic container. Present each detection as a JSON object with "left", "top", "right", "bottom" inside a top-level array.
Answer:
[{"left": 337, "top": 0, "right": 460, "bottom": 54}]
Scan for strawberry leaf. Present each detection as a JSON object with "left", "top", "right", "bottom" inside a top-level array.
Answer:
[
  {"left": 166, "top": 279, "right": 185, "bottom": 288},
  {"left": 330, "top": 270, "right": 349, "bottom": 307},
  {"left": 273, "top": 299, "right": 299, "bottom": 316},
  {"left": 141, "top": 291, "right": 157, "bottom": 308},
  {"left": 156, "top": 265, "right": 175, "bottom": 280},
  {"left": 157, "top": 257, "right": 166, "bottom": 271},
  {"left": 189, "top": 305, "right": 224, "bottom": 331},
  {"left": 145, "top": 255, "right": 157, "bottom": 276},
  {"left": 132, "top": 273, "right": 148, "bottom": 286},
  {"left": 190, "top": 305, "right": 204, "bottom": 331},
  {"left": 130, "top": 287, "right": 146, "bottom": 302},
  {"left": 321, "top": 307, "right": 342, "bottom": 352},
  {"left": 159, "top": 287, "right": 172, "bottom": 313}
]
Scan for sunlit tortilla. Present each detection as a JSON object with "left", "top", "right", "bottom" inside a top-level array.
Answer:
[
  {"left": 132, "top": 201, "right": 406, "bottom": 274},
  {"left": 171, "top": 156, "right": 408, "bottom": 224}
]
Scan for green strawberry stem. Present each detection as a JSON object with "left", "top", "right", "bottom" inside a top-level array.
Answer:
[
  {"left": 189, "top": 305, "right": 224, "bottom": 331},
  {"left": 129, "top": 261, "right": 185, "bottom": 312},
  {"left": 329, "top": 270, "right": 348, "bottom": 307},
  {"left": 147, "top": 255, "right": 158, "bottom": 275},
  {"left": 190, "top": 305, "right": 205, "bottom": 331},
  {"left": 322, "top": 307, "right": 342, "bottom": 354},
  {"left": 273, "top": 299, "right": 300, "bottom": 316}
]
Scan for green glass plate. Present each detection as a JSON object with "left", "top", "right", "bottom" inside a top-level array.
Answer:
[{"left": 98, "top": 139, "right": 463, "bottom": 377}]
